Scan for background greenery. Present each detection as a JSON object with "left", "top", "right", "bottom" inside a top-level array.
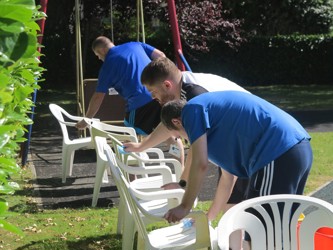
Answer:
[{"left": 38, "top": 0, "right": 333, "bottom": 88}]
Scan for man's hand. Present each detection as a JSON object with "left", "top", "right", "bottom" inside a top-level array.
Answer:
[
  {"left": 164, "top": 204, "right": 190, "bottom": 223},
  {"left": 75, "top": 119, "right": 89, "bottom": 130},
  {"left": 122, "top": 142, "right": 142, "bottom": 152},
  {"left": 161, "top": 182, "right": 182, "bottom": 190}
]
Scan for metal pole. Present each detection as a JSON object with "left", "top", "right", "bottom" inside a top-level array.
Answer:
[
  {"left": 139, "top": 0, "right": 145, "bottom": 43},
  {"left": 136, "top": 0, "right": 140, "bottom": 41},
  {"left": 75, "top": 0, "right": 84, "bottom": 117},
  {"left": 166, "top": 0, "right": 185, "bottom": 71},
  {"left": 21, "top": 0, "right": 49, "bottom": 166},
  {"left": 110, "top": 0, "right": 114, "bottom": 42}
]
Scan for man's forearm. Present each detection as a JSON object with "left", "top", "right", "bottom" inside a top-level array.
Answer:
[
  {"left": 139, "top": 122, "right": 172, "bottom": 149},
  {"left": 180, "top": 147, "right": 192, "bottom": 181},
  {"left": 180, "top": 135, "right": 209, "bottom": 210},
  {"left": 207, "top": 170, "right": 237, "bottom": 221},
  {"left": 85, "top": 92, "right": 105, "bottom": 118}
]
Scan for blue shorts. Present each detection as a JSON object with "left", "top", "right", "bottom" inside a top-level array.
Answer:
[
  {"left": 124, "top": 99, "right": 161, "bottom": 135},
  {"left": 243, "top": 139, "right": 312, "bottom": 242},
  {"left": 246, "top": 139, "right": 313, "bottom": 199}
]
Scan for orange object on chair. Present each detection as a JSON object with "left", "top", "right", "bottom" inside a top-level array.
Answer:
[{"left": 315, "top": 227, "right": 333, "bottom": 250}]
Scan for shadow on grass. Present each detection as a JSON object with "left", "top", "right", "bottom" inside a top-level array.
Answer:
[{"left": 16, "top": 234, "right": 122, "bottom": 250}]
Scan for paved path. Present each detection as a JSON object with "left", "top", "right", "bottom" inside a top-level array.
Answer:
[{"left": 28, "top": 106, "right": 333, "bottom": 209}]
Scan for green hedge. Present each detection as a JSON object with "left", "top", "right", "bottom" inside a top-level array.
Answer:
[
  {"left": 188, "top": 34, "right": 333, "bottom": 86},
  {"left": 0, "top": 0, "right": 44, "bottom": 235}
]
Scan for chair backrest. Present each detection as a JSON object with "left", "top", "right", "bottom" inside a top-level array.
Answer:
[
  {"left": 103, "top": 143, "right": 151, "bottom": 243},
  {"left": 89, "top": 121, "right": 144, "bottom": 164},
  {"left": 49, "top": 103, "right": 75, "bottom": 141},
  {"left": 217, "top": 194, "right": 333, "bottom": 250},
  {"left": 90, "top": 120, "right": 138, "bottom": 142},
  {"left": 104, "top": 142, "right": 214, "bottom": 250}
]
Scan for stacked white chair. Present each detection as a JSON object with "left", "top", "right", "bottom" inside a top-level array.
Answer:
[
  {"left": 217, "top": 194, "right": 333, "bottom": 250},
  {"left": 89, "top": 121, "right": 183, "bottom": 207},
  {"left": 102, "top": 139, "right": 217, "bottom": 250}
]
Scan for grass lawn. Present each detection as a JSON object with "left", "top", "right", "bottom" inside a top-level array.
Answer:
[{"left": 0, "top": 84, "right": 332, "bottom": 249}]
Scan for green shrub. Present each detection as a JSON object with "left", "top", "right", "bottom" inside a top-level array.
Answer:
[
  {"left": 223, "top": 0, "right": 333, "bottom": 35},
  {"left": 0, "top": 0, "right": 45, "bottom": 234},
  {"left": 189, "top": 34, "right": 333, "bottom": 86}
]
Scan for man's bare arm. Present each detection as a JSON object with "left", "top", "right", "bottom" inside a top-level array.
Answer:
[
  {"left": 207, "top": 169, "right": 237, "bottom": 221},
  {"left": 150, "top": 48, "right": 166, "bottom": 60},
  {"left": 76, "top": 92, "right": 105, "bottom": 129},
  {"left": 123, "top": 122, "right": 171, "bottom": 152},
  {"left": 164, "top": 133, "right": 209, "bottom": 222}
]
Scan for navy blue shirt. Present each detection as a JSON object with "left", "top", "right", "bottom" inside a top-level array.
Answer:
[
  {"left": 96, "top": 42, "right": 155, "bottom": 112},
  {"left": 182, "top": 91, "right": 311, "bottom": 178}
]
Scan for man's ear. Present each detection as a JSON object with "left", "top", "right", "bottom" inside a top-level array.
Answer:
[
  {"left": 171, "top": 118, "right": 182, "bottom": 127},
  {"left": 163, "top": 80, "right": 173, "bottom": 90}
]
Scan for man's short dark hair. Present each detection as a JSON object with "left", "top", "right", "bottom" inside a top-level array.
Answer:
[
  {"left": 161, "top": 99, "right": 186, "bottom": 130},
  {"left": 141, "top": 57, "right": 179, "bottom": 86},
  {"left": 92, "top": 36, "right": 112, "bottom": 50}
]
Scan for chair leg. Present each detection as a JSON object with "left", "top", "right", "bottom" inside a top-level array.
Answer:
[
  {"left": 136, "top": 232, "right": 145, "bottom": 250},
  {"left": 102, "top": 168, "right": 109, "bottom": 183},
  {"left": 117, "top": 197, "right": 125, "bottom": 234},
  {"left": 62, "top": 147, "right": 75, "bottom": 183},
  {"left": 92, "top": 161, "right": 107, "bottom": 207},
  {"left": 122, "top": 206, "right": 136, "bottom": 250}
]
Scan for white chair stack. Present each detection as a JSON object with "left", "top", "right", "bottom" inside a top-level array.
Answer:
[
  {"left": 89, "top": 121, "right": 183, "bottom": 207},
  {"left": 102, "top": 139, "right": 217, "bottom": 250},
  {"left": 217, "top": 194, "right": 333, "bottom": 250}
]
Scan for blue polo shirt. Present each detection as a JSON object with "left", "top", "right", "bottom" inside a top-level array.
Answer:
[
  {"left": 182, "top": 91, "right": 311, "bottom": 178},
  {"left": 96, "top": 42, "right": 155, "bottom": 112}
]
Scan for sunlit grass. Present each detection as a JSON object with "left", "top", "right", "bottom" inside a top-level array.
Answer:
[
  {"left": 247, "top": 85, "right": 333, "bottom": 111},
  {"left": 1, "top": 131, "right": 332, "bottom": 249},
  {"left": 1, "top": 84, "right": 332, "bottom": 249}
]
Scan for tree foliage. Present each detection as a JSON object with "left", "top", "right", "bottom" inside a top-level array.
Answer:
[
  {"left": 223, "top": 0, "right": 333, "bottom": 35},
  {"left": 146, "top": 0, "right": 245, "bottom": 51}
]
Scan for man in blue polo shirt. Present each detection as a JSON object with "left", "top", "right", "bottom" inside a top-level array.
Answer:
[
  {"left": 76, "top": 36, "right": 165, "bottom": 135},
  {"left": 161, "top": 92, "right": 312, "bottom": 239}
]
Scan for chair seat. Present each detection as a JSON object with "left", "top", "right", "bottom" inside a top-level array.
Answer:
[
  {"left": 131, "top": 174, "right": 177, "bottom": 191},
  {"left": 149, "top": 222, "right": 217, "bottom": 250},
  {"left": 149, "top": 223, "right": 197, "bottom": 249},
  {"left": 66, "top": 136, "right": 92, "bottom": 146}
]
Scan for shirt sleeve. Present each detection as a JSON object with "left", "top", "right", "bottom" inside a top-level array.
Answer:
[
  {"left": 182, "top": 104, "right": 210, "bottom": 144},
  {"left": 139, "top": 42, "right": 156, "bottom": 59}
]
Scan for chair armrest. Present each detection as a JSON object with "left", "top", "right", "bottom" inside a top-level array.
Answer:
[
  {"left": 127, "top": 153, "right": 183, "bottom": 181},
  {"left": 59, "top": 117, "right": 100, "bottom": 127},
  {"left": 58, "top": 120, "right": 77, "bottom": 127},
  {"left": 143, "top": 147, "right": 165, "bottom": 159},
  {"left": 185, "top": 211, "right": 212, "bottom": 248},
  {"left": 116, "top": 159, "right": 174, "bottom": 184},
  {"left": 130, "top": 187, "right": 185, "bottom": 203}
]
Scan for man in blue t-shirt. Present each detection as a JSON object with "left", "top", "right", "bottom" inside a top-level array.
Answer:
[
  {"left": 76, "top": 36, "right": 165, "bottom": 135},
  {"left": 161, "top": 92, "right": 312, "bottom": 228}
]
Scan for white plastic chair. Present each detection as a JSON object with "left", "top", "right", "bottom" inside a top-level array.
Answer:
[
  {"left": 217, "top": 194, "right": 333, "bottom": 250},
  {"left": 49, "top": 103, "right": 97, "bottom": 183},
  {"left": 90, "top": 122, "right": 182, "bottom": 188},
  {"left": 106, "top": 132, "right": 182, "bottom": 189},
  {"left": 89, "top": 120, "right": 141, "bottom": 207},
  {"left": 103, "top": 141, "right": 217, "bottom": 250},
  {"left": 89, "top": 121, "right": 179, "bottom": 207},
  {"left": 98, "top": 137, "right": 190, "bottom": 249},
  {"left": 89, "top": 120, "right": 153, "bottom": 166}
]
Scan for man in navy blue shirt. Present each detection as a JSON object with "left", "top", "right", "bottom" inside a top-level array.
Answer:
[
  {"left": 161, "top": 92, "right": 312, "bottom": 248},
  {"left": 76, "top": 36, "right": 165, "bottom": 135}
]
